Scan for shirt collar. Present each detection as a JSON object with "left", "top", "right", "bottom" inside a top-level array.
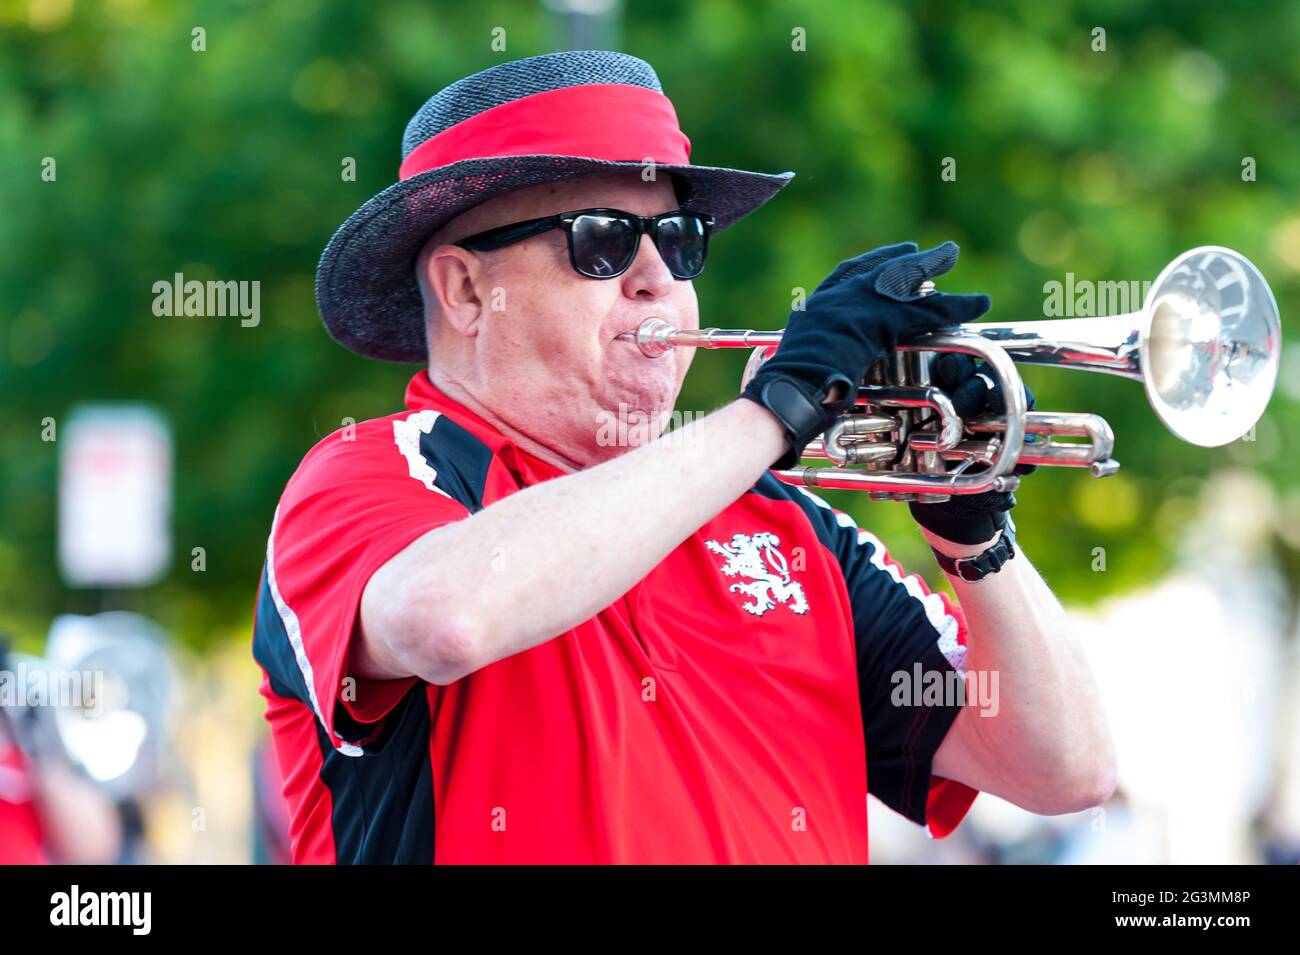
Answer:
[{"left": 403, "top": 371, "right": 567, "bottom": 486}]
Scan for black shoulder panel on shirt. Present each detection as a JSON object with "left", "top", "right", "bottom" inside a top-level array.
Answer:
[
  {"left": 748, "top": 472, "right": 857, "bottom": 564},
  {"left": 317, "top": 684, "right": 436, "bottom": 864},
  {"left": 416, "top": 413, "right": 495, "bottom": 512},
  {"left": 252, "top": 567, "right": 311, "bottom": 706},
  {"left": 260, "top": 659, "right": 436, "bottom": 865}
]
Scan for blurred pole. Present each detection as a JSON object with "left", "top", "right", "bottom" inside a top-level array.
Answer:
[{"left": 542, "top": 0, "right": 623, "bottom": 51}]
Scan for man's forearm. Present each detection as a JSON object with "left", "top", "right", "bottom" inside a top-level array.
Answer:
[
  {"left": 359, "top": 398, "right": 787, "bottom": 684},
  {"left": 925, "top": 526, "right": 1117, "bottom": 813}
]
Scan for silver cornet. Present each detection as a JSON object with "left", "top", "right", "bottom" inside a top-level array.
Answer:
[{"left": 628, "top": 246, "right": 1281, "bottom": 502}]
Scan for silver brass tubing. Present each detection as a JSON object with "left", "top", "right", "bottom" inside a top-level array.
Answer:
[
  {"left": 891, "top": 349, "right": 916, "bottom": 499},
  {"left": 803, "top": 433, "right": 898, "bottom": 462},
  {"left": 835, "top": 414, "right": 897, "bottom": 436},
  {"left": 817, "top": 420, "right": 899, "bottom": 466},
  {"left": 938, "top": 442, "right": 1100, "bottom": 468},
  {"left": 967, "top": 411, "right": 1112, "bottom": 436},
  {"left": 891, "top": 331, "right": 1027, "bottom": 493},
  {"left": 775, "top": 466, "right": 1023, "bottom": 494},
  {"left": 631, "top": 318, "right": 783, "bottom": 357},
  {"left": 861, "top": 386, "right": 964, "bottom": 450},
  {"left": 820, "top": 414, "right": 897, "bottom": 467},
  {"left": 841, "top": 443, "right": 904, "bottom": 467},
  {"left": 815, "top": 441, "right": 899, "bottom": 467},
  {"left": 907, "top": 348, "right": 952, "bottom": 503},
  {"left": 775, "top": 333, "right": 1026, "bottom": 495},
  {"left": 965, "top": 411, "right": 1115, "bottom": 463},
  {"left": 936, "top": 313, "right": 1146, "bottom": 379},
  {"left": 633, "top": 313, "right": 1144, "bottom": 375},
  {"left": 937, "top": 444, "right": 1121, "bottom": 477}
]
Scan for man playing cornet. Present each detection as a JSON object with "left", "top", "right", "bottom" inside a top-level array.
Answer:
[{"left": 253, "top": 51, "right": 1116, "bottom": 864}]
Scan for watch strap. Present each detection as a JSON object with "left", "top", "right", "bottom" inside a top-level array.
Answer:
[
  {"left": 741, "top": 374, "right": 852, "bottom": 470},
  {"left": 931, "top": 527, "right": 1016, "bottom": 582}
]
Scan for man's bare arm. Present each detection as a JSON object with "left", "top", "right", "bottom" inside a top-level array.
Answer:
[
  {"left": 357, "top": 398, "right": 786, "bottom": 685},
  {"left": 928, "top": 527, "right": 1117, "bottom": 814}
]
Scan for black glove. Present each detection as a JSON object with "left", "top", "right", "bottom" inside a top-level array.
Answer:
[
  {"left": 742, "top": 242, "right": 991, "bottom": 469},
  {"left": 908, "top": 353, "right": 1037, "bottom": 545}
]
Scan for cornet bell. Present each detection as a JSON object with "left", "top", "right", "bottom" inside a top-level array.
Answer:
[{"left": 1140, "top": 246, "right": 1280, "bottom": 447}]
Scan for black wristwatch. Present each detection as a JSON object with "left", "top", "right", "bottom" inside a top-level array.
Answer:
[{"left": 930, "top": 515, "right": 1017, "bottom": 582}]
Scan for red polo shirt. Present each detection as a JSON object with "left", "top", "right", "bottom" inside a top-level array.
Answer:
[
  {"left": 0, "top": 742, "right": 47, "bottom": 865},
  {"left": 254, "top": 371, "right": 978, "bottom": 863}
]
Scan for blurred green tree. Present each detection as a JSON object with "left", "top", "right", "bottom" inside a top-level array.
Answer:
[{"left": 1, "top": 0, "right": 1296, "bottom": 649}]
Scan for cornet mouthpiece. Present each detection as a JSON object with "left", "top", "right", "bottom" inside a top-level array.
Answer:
[{"left": 626, "top": 317, "right": 678, "bottom": 357}]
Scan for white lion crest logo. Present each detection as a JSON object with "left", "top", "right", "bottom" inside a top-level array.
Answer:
[{"left": 704, "top": 532, "right": 809, "bottom": 617}]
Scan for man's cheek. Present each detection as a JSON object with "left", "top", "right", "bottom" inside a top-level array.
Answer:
[
  {"left": 667, "top": 283, "right": 699, "bottom": 329},
  {"left": 675, "top": 347, "right": 696, "bottom": 385},
  {"left": 517, "top": 316, "right": 590, "bottom": 370}
]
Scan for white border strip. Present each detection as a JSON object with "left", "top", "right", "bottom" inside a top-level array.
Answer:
[
  {"left": 393, "top": 410, "right": 453, "bottom": 497},
  {"left": 266, "top": 506, "right": 363, "bottom": 758}
]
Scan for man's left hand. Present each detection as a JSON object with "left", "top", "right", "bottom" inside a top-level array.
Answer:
[{"left": 907, "top": 353, "right": 1037, "bottom": 545}]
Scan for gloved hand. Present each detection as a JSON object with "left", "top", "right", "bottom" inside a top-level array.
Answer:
[
  {"left": 908, "top": 353, "right": 1038, "bottom": 545},
  {"left": 742, "top": 241, "right": 991, "bottom": 470}
]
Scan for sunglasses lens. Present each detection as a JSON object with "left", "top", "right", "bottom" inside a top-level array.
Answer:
[
  {"left": 656, "top": 214, "right": 708, "bottom": 279},
  {"left": 571, "top": 213, "right": 638, "bottom": 277}
]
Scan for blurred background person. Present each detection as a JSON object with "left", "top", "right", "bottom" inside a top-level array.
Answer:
[{"left": 0, "top": 640, "right": 122, "bottom": 865}]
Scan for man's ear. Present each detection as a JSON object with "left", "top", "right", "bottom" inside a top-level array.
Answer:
[{"left": 419, "top": 242, "right": 488, "bottom": 336}]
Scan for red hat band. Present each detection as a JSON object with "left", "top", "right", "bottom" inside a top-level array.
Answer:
[{"left": 398, "top": 83, "right": 693, "bottom": 181}]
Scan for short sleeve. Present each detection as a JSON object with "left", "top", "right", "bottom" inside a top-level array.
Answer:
[
  {"left": 252, "top": 417, "right": 473, "bottom": 754},
  {"left": 782, "top": 483, "right": 979, "bottom": 837}
]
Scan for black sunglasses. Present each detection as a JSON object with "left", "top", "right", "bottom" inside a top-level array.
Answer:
[{"left": 455, "top": 207, "right": 715, "bottom": 280}]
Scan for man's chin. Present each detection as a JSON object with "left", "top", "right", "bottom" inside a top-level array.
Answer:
[{"left": 592, "top": 394, "right": 676, "bottom": 452}]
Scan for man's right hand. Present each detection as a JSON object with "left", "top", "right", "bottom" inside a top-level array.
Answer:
[{"left": 740, "top": 241, "right": 992, "bottom": 469}]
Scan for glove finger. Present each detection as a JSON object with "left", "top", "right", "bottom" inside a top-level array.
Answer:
[
  {"left": 985, "top": 375, "right": 1004, "bottom": 415},
  {"left": 872, "top": 241, "right": 960, "bottom": 300},
  {"left": 930, "top": 352, "right": 977, "bottom": 393},
  {"left": 926, "top": 290, "right": 992, "bottom": 323},
  {"left": 894, "top": 293, "right": 992, "bottom": 344},
  {"left": 951, "top": 374, "right": 993, "bottom": 418},
  {"left": 985, "top": 375, "right": 1035, "bottom": 415},
  {"left": 815, "top": 242, "right": 919, "bottom": 293}
]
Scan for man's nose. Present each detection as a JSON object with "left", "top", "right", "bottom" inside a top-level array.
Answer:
[{"left": 621, "top": 233, "right": 676, "bottom": 299}]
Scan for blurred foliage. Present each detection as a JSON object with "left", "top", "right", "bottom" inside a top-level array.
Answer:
[{"left": 2, "top": 0, "right": 1300, "bottom": 649}]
